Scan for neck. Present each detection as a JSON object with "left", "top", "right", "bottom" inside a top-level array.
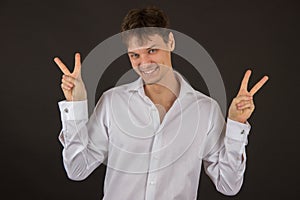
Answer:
[{"left": 144, "top": 70, "right": 180, "bottom": 104}]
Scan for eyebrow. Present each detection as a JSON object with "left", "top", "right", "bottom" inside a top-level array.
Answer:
[{"left": 127, "top": 45, "right": 157, "bottom": 54}]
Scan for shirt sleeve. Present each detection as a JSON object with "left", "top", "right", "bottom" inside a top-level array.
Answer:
[
  {"left": 57, "top": 94, "right": 109, "bottom": 181},
  {"left": 202, "top": 100, "right": 251, "bottom": 196}
]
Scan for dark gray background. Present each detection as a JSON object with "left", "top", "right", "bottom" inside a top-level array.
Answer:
[{"left": 1, "top": 0, "right": 299, "bottom": 199}]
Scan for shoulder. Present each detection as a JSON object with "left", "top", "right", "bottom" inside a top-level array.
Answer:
[
  {"left": 190, "top": 89, "right": 219, "bottom": 108},
  {"left": 98, "top": 80, "right": 139, "bottom": 104},
  {"left": 102, "top": 82, "right": 135, "bottom": 96}
]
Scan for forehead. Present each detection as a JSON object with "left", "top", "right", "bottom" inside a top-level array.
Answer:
[{"left": 127, "top": 34, "right": 167, "bottom": 52}]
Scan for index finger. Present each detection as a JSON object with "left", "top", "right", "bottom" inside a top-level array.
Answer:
[
  {"left": 250, "top": 75, "right": 269, "bottom": 95},
  {"left": 53, "top": 57, "right": 71, "bottom": 75},
  {"left": 239, "top": 69, "right": 252, "bottom": 93}
]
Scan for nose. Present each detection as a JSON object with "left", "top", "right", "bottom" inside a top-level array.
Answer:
[{"left": 138, "top": 54, "right": 152, "bottom": 67}]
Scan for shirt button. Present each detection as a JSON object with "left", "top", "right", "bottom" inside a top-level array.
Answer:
[
  {"left": 241, "top": 130, "right": 245, "bottom": 134},
  {"left": 153, "top": 155, "right": 159, "bottom": 160},
  {"left": 64, "top": 108, "right": 69, "bottom": 113},
  {"left": 150, "top": 181, "right": 156, "bottom": 185}
]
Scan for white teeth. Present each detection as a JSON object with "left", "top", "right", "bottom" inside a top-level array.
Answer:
[
  {"left": 144, "top": 69, "right": 155, "bottom": 74},
  {"left": 142, "top": 67, "right": 158, "bottom": 75}
]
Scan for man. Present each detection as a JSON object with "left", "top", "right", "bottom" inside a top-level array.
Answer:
[{"left": 54, "top": 6, "right": 268, "bottom": 200}]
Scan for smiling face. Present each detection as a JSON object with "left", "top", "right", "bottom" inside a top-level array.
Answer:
[{"left": 127, "top": 33, "right": 174, "bottom": 85}]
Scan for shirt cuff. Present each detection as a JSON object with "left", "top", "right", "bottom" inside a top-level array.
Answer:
[
  {"left": 58, "top": 100, "right": 88, "bottom": 121},
  {"left": 225, "top": 118, "right": 251, "bottom": 143}
]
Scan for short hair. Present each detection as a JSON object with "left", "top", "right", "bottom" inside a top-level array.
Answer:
[{"left": 121, "top": 6, "right": 171, "bottom": 46}]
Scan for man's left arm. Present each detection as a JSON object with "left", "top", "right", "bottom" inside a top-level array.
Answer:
[
  {"left": 227, "top": 69, "right": 269, "bottom": 162},
  {"left": 202, "top": 102, "right": 250, "bottom": 196},
  {"left": 202, "top": 69, "right": 268, "bottom": 195}
]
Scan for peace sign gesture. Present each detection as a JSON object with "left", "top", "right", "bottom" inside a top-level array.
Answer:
[
  {"left": 54, "top": 53, "right": 87, "bottom": 101},
  {"left": 228, "top": 69, "right": 269, "bottom": 123}
]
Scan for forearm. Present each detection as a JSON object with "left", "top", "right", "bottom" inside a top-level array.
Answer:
[
  {"left": 59, "top": 121, "right": 101, "bottom": 180},
  {"left": 58, "top": 100, "right": 108, "bottom": 180},
  {"left": 204, "top": 118, "right": 250, "bottom": 196}
]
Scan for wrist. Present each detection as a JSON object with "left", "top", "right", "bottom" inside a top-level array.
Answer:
[{"left": 228, "top": 117, "right": 246, "bottom": 124}]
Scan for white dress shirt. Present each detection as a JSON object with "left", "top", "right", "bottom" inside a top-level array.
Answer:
[{"left": 58, "top": 71, "right": 251, "bottom": 200}]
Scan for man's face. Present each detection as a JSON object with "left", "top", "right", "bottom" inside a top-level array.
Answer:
[{"left": 127, "top": 34, "right": 173, "bottom": 85}]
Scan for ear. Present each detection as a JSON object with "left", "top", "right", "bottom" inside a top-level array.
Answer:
[{"left": 168, "top": 32, "right": 175, "bottom": 51}]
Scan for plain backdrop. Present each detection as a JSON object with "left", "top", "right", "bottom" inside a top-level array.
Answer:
[{"left": 1, "top": 0, "right": 299, "bottom": 199}]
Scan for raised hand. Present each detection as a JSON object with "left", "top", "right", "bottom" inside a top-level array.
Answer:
[
  {"left": 228, "top": 69, "right": 269, "bottom": 123},
  {"left": 54, "top": 53, "right": 87, "bottom": 101}
]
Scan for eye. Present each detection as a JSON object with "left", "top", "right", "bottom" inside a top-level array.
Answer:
[
  {"left": 130, "top": 53, "right": 139, "bottom": 59},
  {"left": 148, "top": 49, "right": 157, "bottom": 54}
]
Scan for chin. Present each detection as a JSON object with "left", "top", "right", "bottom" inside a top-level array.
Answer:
[{"left": 142, "top": 75, "right": 163, "bottom": 85}]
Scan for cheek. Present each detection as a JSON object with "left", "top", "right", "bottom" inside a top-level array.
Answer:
[
  {"left": 129, "top": 58, "right": 138, "bottom": 67},
  {"left": 155, "top": 55, "right": 167, "bottom": 66},
  {"left": 150, "top": 55, "right": 162, "bottom": 64}
]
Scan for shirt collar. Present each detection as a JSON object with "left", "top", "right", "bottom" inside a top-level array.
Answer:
[{"left": 126, "top": 70, "right": 195, "bottom": 98}]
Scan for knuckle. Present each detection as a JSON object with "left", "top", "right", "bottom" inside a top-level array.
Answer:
[
  {"left": 68, "top": 76, "right": 74, "bottom": 82},
  {"left": 64, "top": 75, "right": 70, "bottom": 80}
]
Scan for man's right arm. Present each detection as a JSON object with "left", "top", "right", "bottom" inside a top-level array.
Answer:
[
  {"left": 54, "top": 53, "right": 109, "bottom": 180},
  {"left": 58, "top": 96, "right": 109, "bottom": 181}
]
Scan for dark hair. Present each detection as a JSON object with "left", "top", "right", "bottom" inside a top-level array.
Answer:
[{"left": 121, "top": 6, "right": 171, "bottom": 46}]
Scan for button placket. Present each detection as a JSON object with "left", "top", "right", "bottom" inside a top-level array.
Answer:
[{"left": 145, "top": 108, "right": 161, "bottom": 200}]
